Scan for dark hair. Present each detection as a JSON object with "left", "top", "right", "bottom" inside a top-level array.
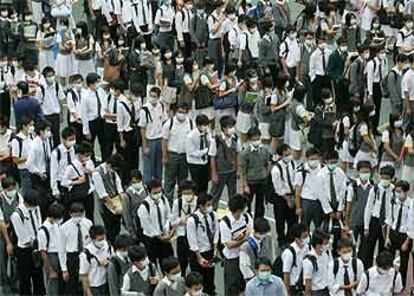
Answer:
[
  {"left": 71, "top": 74, "right": 84, "bottom": 83},
  {"left": 129, "top": 244, "right": 148, "bottom": 262},
  {"left": 289, "top": 223, "right": 308, "bottom": 239},
  {"left": 69, "top": 202, "right": 85, "bottom": 213},
  {"left": 61, "top": 126, "right": 76, "bottom": 139},
  {"left": 130, "top": 83, "right": 145, "bottom": 97},
  {"left": 196, "top": 192, "right": 213, "bottom": 207},
  {"left": 161, "top": 256, "right": 180, "bottom": 274},
  {"left": 337, "top": 238, "right": 354, "bottom": 250},
  {"left": 1, "top": 177, "right": 16, "bottom": 190},
  {"left": 228, "top": 194, "right": 247, "bottom": 212},
  {"left": 195, "top": 114, "right": 209, "bottom": 126},
  {"left": 75, "top": 142, "right": 93, "bottom": 155},
  {"left": 75, "top": 21, "right": 89, "bottom": 38},
  {"left": 310, "top": 229, "right": 330, "bottom": 247},
  {"left": 203, "top": 56, "right": 214, "bottom": 66},
  {"left": 176, "top": 102, "right": 190, "bottom": 112},
  {"left": 253, "top": 218, "right": 270, "bottom": 234},
  {"left": 379, "top": 165, "right": 395, "bottom": 178},
  {"left": 149, "top": 86, "right": 161, "bottom": 97},
  {"left": 356, "top": 161, "right": 372, "bottom": 171},
  {"left": 106, "top": 153, "right": 123, "bottom": 170},
  {"left": 89, "top": 225, "right": 106, "bottom": 239},
  {"left": 219, "top": 116, "right": 236, "bottom": 129},
  {"left": 86, "top": 73, "right": 100, "bottom": 86},
  {"left": 179, "top": 180, "right": 196, "bottom": 193},
  {"left": 35, "top": 120, "right": 51, "bottom": 135},
  {"left": 185, "top": 271, "right": 203, "bottom": 288},
  {"left": 184, "top": 58, "right": 195, "bottom": 74},
  {"left": 111, "top": 79, "right": 125, "bottom": 92},
  {"left": 395, "top": 53, "right": 407, "bottom": 64},
  {"left": 130, "top": 169, "right": 143, "bottom": 181},
  {"left": 147, "top": 179, "right": 162, "bottom": 192},
  {"left": 376, "top": 251, "right": 394, "bottom": 269},
  {"left": 394, "top": 180, "right": 410, "bottom": 192},
  {"left": 42, "top": 66, "right": 55, "bottom": 77},
  {"left": 276, "top": 143, "right": 291, "bottom": 156},
  {"left": 47, "top": 203, "right": 65, "bottom": 219},
  {"left": 113, "top": 234, "right": 134, "bottom": 250},
  {"left": 409, "top": 53, "right": 414, "bottom": 64},
  {"left": 224, "top": 63, "right": 236, "bottom": 76},
  {"left": 23, "top": 189, "right": 40, "bottom": 206},
  {"left": 305, "top": 147, "right": 319, "bottom": 158},
  {"left": 356, "top": 43, "right": 368, "bottom": 54},
  {"left": 263, "top": 76, "right": 274, "bottom": 90},
  {"left": 254, "top": 257, "right": 272, "bottom": 269},
  {"left": 247, "top": 127, "right": 261, "bottom": 139},
  {"left": 0, "top": 115, "right": 8, "bottom": 128},
  {"left": 17, "top": 81, "right": 29, "bottom": 95},
  {"left": 293, "top": 85, "right": 307, "bottom": 103},
  {"left": 323, "top": 150, "right": 339, "bottom": 161}
]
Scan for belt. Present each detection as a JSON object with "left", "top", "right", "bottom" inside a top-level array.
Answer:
[{"left": 169, "top": 151, "right": 186, "bottom": 155}]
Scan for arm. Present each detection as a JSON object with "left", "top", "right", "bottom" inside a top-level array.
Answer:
[
  {"left": 363, "top": 189, "right": 375, "bottom": 231},
  {"left": 50, "top": 150, "right": 60, "bottom": 196},
  {"left": 366, "top": 61, "right": 374, "bottom": 96},
  {"left": 107, "top": 263, "right": 120, "bottom": 296}
]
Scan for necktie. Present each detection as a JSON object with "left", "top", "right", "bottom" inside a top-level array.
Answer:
[
  {"left": 67, "top": 151, "right": 71, "bottom": 164},
  {"left": 343, "top": 265, "right": 352, "bottom": 296},
  {"left": 1, "top": 70, "right": 4, "bottom": 81},
  {"left": 95, "top": 90, "right": 102, "bottom": 118},
  {"left": 29, "top": 210, "right": 38, "bottom": 235},
  {"left": 200, "top": 134, "right": 207, "bottom": 161},
  {"left": 379, "top": 60, "right": 383, "bottom": 81},
  {"left": 286, "top": 164, "right": 294, "bottom": 194},
  {"left": 133, "top": 3, "right": 139, "bottom": 20},
  {"left": 130, "top": 102, "right": 136, "bottom": 127},
  {"left": 77, "top": 223, "right": 83, "bottom": 252},
  {"left": 141, "top": 0, "right": 147, "bottom": 24},
  {"left": 395, "top": 204, "right": 403, "bottom": 232},
  {"left": 379, "top": 190, "right": 386, "bottom": 223},
  {"left": 112, "top": 98, "right": 117, "bottom": 114},
  {"left": 187, "top": 205, "right": 192, "bottom": 215},
  {"left": 330, "top": 171, "right": 338, "bottom": 211},
  {"left": 322, "top": 50, "right": 326, "bottom": 73},
  {"left": 77, "top": 90, "right": 82, "bottom": 103},
  {"left": 43, "top": 140, "right": 49, "bottom": 163},
  {"left": 204, "top": 214, "right": 214, "bottom": 247},
  {"left": 155, "top": 202, "right": 164, "bottom": 233}
]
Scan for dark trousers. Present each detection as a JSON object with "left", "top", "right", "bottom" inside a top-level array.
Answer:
[
  {"left": 164, "top": 152, "right": 188, "bottom": 200},
  {"left": 223, "top": 257, "right": 244, "bottom": 296},
  {"left": 301, "top": 199, "right": 323, "bottom": 229},
  {"left": 100, "top": 206, "right": 121, "bottom": 245},
  {"left": 371, "top": 82, "right": 382, "bottom": 132},
  {"left": 389, "top": 230, "right": 411, "bottom": 286},
  {"left": 91, "top": 284, "right": 108, "bottom": 296},
  {"left": 177, "top": 236, "right": 189, "bottom": 276},
  {"left": 118, "top": 130, "right": 139, "bottom": 185},
  {"left": 15, "top": 247, "right": 45, "bottom": 295},
  {"left": 246, "top": 180, "right": 266, "bottom": 219},
  {"left": 311, "top": 288, "right": 330, "bottom": 296},
  {"left": 30, "top": 174, "right": 52, "bottom": 219},
  {"left": 0, "top": 92, "right": 11, "bottom": 125},
  {"left": 69, "top": 121, "right": 83, "bottom": 144},
  {"left": 143, "top": 138, "right": 163, "bottom": 184},
  {"left": 274, "top": 196, "right": 296, "bottom": 246},
  {"left": 362, "top": 217, "right": 385, "bottom": 269},
  {"left": 190, "top": 250, "right": 215, "bottom": 295},
  {"left": 156, "top": 31, "right": 174, "bottom": 52},
  {"left": 102, "top": 122, "right": 118, "bottom": 162},
  {"left": 208, "top": 38, "right": 223, "bottom": 76},
  {"left": 142, "top": 236, "right": 173, "bottom": 269},
  {"left": 189, "top": 163, "right": 209, "bottom": 194},
  {"left": 92, "top": 10, "right": 106, "bottom": 42},
  {"left": 181, "top": 32, "right": 192, "bottom": 58},
  {"left": 311, "top": 75, "right": 331, "bottom": 107},
  {"left": 45, "top": 113, "right": 60, "bottom": 148},
  {"left": 210, "top": 171, "right": 237, "bottom": 210},
  {"left": 89, "top": 118, "right": 105, "bottom": 161},
  {"left": 63, "top": 252, "right": 83, "bottom": 296}
]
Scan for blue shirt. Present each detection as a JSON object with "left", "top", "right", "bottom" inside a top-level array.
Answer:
[
  {"left": 245, "top": 275, "right": 287, "bottom": 296},
  {"left": 14, "top": 96, "right": 43, "bottom": 126}
]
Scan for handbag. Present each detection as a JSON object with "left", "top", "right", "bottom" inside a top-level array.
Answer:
[
  {"left": 161, "top": 86, "right": 177, "bottom": 105},
  {"left": 213, "top": 93, "right": 237, "bottom": 110},
  {"left": 51, "top": 3, "right": 72, "bottom": 18}
]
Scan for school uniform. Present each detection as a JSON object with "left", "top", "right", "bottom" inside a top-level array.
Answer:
[
  {"left": 155, "top": 4, "right": 175, "bottom": 51},
  {"left": 50, "top": 144, "right": 75, "bottom": 197},
  {"left": 102, "top": 93, "right": 120, "bottom": 161},
  {"left": 348, "top": 56, "right": 365, "bottom": 105},
  {"left": 123, "top": 0, "right": 153, "bottom": 46},
  {"left": 366, "top": 57, "right": 387, "bottom": 129},
  {"left": 185, "top": 128, "right": 212, "bottom": 194},
  {"left": 171, "top": 196, "right": 197, "bottom": 275},
  {"left": 327, "top": 48, "right": 348, "bottom": 111},
  {"left": 209, "top": 132, "right": 241, "bottom": 209},
  {"left": 380, "top": 128, "right": 404, "bottom": 169},
  {"left": 327, "top": 257, "right": 364, "bottom": 296},
  {"left": 153, "top": 277, "right": 186, "bottom": 296},
  {"left": 402, "top": 68, "right": 414, "bottom": 129},
  {"left": 61, "top": 158, "right": 96, "bottom": 221},
  {"left": 79, "top": 241, "right": 112, "bottom": 296},
  {"left": 309, "top": 47, "right": 332, "bottom": 106},
  {"left": 401, "top": 134, "right": 414, "bottom": 184},
  {"left": 317, "top": 166, "right": 347, "bottom": 216},
  {"left": 10, "top": 203, "right": 45, "bottom": 295},
  {"left": 207, "top": 10, "right": 224, "bottom": 75},
  {"left": 162, "top": 116, "right": 192, "bottom": 199},
  {"left": 220, "top": 212, "right": 253, "bottom": 296},
  {"left": 246, "top": 29, "right": 260, "bottom": 68},
  {"left": 137, "top": 195, "right": 173, "bottom": 266},
  {"left": 122, "top": 184, "right": 148, "bottom": 238},
  {"left": 279, "top": 37, "right": 301, "bottom": 86},
  {"left": 189, "top": 11, "right": 209, "bottom": 66},
  {"left": 108, "top": 253, "right": 132, "bottom": 296},
  {"left": 10, "top": 132, "right": 33, "bottom": 195},
  {"left": 121, "top": 263, "right": 159, "bottom": 296},
  {"left": 362, "top": 183, "right": 394, "bottom": 269},
  {"left": 259, "top": 33, "right": 280, "bottom": 83},
  {"left": 92, "top": 163, "right": 124, "bottom": 244},
  {"left": 186, "top": 209, "right": 218, "bottom": 295},
  {"left": 387, "top": 66, "right": 403, "bottom": 115},
  {"left": 175, "top": 8, "right": 193, "bottom": 57},
  {"left": 295, "top": 163, "right": 324, "bottom": 229},
  {"left": 282, "top": 241, "right": 309, "bottom": 294},
  {"left": 0, "top": 66, "right": 14, "bottom": 123},
  {"left": 67, "top": 87, "right": 84, "bottom": 143},
  {"left": 60, "top": 216, "right": 93, "bottom": 295},
  {"left": 271, "top": 159, "right": 297, "bottom": 245},
  {"left": 303, "top": 248, "right": 332, "bottom": 296},
  {"left": 356, "top": 266, "right": 403, "bottom": 295},
  {"left": 299, "top": 43, "right": 315, "bottom": 108},
  {"left": 35, "top": 80, "right": 65, "bottom": 148}
]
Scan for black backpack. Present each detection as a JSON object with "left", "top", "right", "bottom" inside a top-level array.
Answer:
[
  {"left": 333, "top": 257, "right": 358, "bottom": 282},
  {"left": 272, "top": 245, "right": 297, "bottom": 278},
  {"left": 135, "top": 196, "right": 168, "bottom": 241},
  {"left": 218, "top": 214, "right": 249, "bottom": 257}
]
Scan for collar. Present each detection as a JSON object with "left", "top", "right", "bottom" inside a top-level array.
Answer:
[
  {"left": 356, "top": 178, "right": 372, "bottom": 188},
  {"left": 250, "top": 143, "right": 262, "bottom": 151},
  {"left": 182, "top": 197, "right": 197, "bottom": 207},
  {"left": 392, "top": 66, "right": 402, "bottom": 75},
  {"left": 263, "top": 34, "right": 272, "bottom": 42}
]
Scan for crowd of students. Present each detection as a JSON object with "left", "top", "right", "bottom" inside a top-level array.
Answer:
[{"left": 0, "top": 0, "right": 414, "bottom": 294}]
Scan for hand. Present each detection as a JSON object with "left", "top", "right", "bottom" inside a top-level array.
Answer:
[
  {"left": 99, "top": 258, "right": 109, "bottom": 266},
  {"left": 243, "top": 185, "right": 250, "bottom": 195},
  {"left": 85, "top": 133, "right": 92, "bottom": 140},
  {"left": 211, "top": 173, "right": 219, "bottom": 184},
  {"left": 179, "top": 41, "right": 185, "bottom": 48},
  {"left": 237, "top": 60, "right": 243, "bottom": 69},
  {"left": 62, "top": 271, "right": 69, "bottom": 282},
  {"left": 401, "top": 240, "right": 410, "bottom": 252},
  {"left": 74, "top": 175, "right": 86, "bottom": 185},
  {"left": 295, "top": 207, "right": 303, "bottom": 217},
  {"left": 120, "top": 139, "right": 127, "bottom": 149},
  {"left": 149, "top": 276, "right": 160, "bottom": 285},
  {"left": 6, "top": 242, "right": 13, "bottom": 256},
  {"left": 49, "top": 269, "right": 58, "bottom": 279},
  {"left": 406, "top": 107, "right": 412, "bottom": 116},
  {"left": 364, "top": 229, "right": 369, "bottom": 237},
  {"left": 197, "top": 255, "right": 210, "bottom": 267},
  {"left": 143, "top": 145, "right": 150, "bottom": 155},
  {"left": 334, "top": 212, "right": 341, "bottom": 220},
  {"left": 162, "top": 156, "right": 169, "bottom": 166}
]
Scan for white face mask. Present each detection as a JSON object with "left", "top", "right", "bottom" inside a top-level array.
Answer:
[
  {"left": 164, "top": 52, "right": 173, "bottom": 59},
  {"left": 379, "top": 53, "right": 386, "bottom": 60},
  {"left": 149, "top": 96, "right": 158, "bottom": 105},
  {"left": 204, "top": 205, "right": 213, "bottom": 214},
  {"left": 251, "top": 140, "right": 261, "bottom": 148},
  {"left": 176, "top": 57, "right": 184, "bottom": 64},
  {"left": 394, "top": 120, "right": 403, "bottom": 128},
  {"left": 176, "top": 112, "right": 187, "bottom": 122},
  {"left": 0, "top": 61, "right": 7, "bottom": 68},
  {"left": 168, "top": 273, "right": 181, "bottom": 282},
  {"left": 151, "top": 192, "right": 162, "bottom": 201},
  {"left": 305, "top": 39, "right": 314, "bottom": 46},
  {"left": 289, "top": 33, "right": 297, "bottom": 40},
  {"left": 46, "top": 76, "right": 55, "bottom": 85},
  {"left": 28, "top": 125, "right": 35, "bottom": 133},
  {"left": 0, "top": 11, "right": 8, "bottom": 17},
  {"left": 93, "top": 240, "right": 106, "bottom": 249},
  {"left": 131, "top": 182, "right": 144, "bottom": 192},
  {"left": 74, "top": 83, "right": 83, "bottom": 90},
  {"left": 319, "top": 43, "right": 326, "bottom": 50},
  {"left": 308, "top": 160, "right": 319, "bottom": 169},
  {"left": 6, "top": 189, "right": 16, "bottom": 198},
  {"left": 283, "top": 155, "right": 293, "bottom": 163},
  {"left": 226, "top": 127, "right": 236, "bottom": 136},
  {"left": 72, "top": 216, "right": 82, "bottom": 224},
  {"left": 182, "top": 194, "right": 194, "bottom": 203},
  {"left": 341, "top": 251, "right": 352, "bottom": 262},
  {"left": 350, "top": 19, "right": 357, "bottom": 25},
  {"left": 340, "top": 46, "right": 348, "bottom": 52},
  {"left": 116, "top": 250, "right": 129, "bottom": 259},
  {"left": 406, "top": 22, "right": 413, "bottom": 29},
  {"left": 45, "top": 130, "right": 52, "bottom": 138}
]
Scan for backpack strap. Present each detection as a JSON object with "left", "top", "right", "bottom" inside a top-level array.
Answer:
[
  {"left": 141, "top": 106, "right": 152, "bottom": 123},
  {"left": 141, "top": 200, "right": 150, "bottom": 213},
  {"left": 365, "top": 270, "right": 370, "bottom": 292},
  {"left": 71, "top": 163, "right": 83, "bottom": 177},
  {"left": 82, "top": 248, "right": 99, "bottom": 264},
  {"left": 333, "top": 258, "right": 339, "bottom": 278},
  {"left": 287, "top": 245, "right": 297, "bottom": 267},
  {"left": 110, "top": 256, "right": 122, "bottom": 276},
  {"left": 246, "top": 236, "right": 259, "bottom": 258},
  {"left": 15, "top": 208, "right": 25, "bottom": 223},
  {"left": 39, "top": 225, "right": 50, "bottom": 251},
  {"left": 275, "top": 162, "right": 284, "bottom": 182},
  {"left": 178, "top": 197, "right": 183, "bottom": 215},
  {"left": 304, "top": 254, "right": 318, "bottom": 272}
]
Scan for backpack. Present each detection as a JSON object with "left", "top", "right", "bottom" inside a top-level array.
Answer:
[
  {"left": 380, "top": 69, "right": 397, "bottom": 99},
  {"left": 135, "top": 197, "right": 168, "bottom": 240},
  {"left": 218, "top": 214, "right": 250, "bottom": 256},
  {"left": 39, "top": 83, "right": 60, "bottom": 103},
  {"left": 364, "top": 268, "right": 398, "bottom": 292},
  {"left": 272, "top": 245, "right": 297, "bottom": 278},
  {"left": 9, "top": 134, "right": 23, "bottom": 159},
  {"left": 333, "top": 257, "right": 358, "bottom": 282},
  {"left": 39, "top": 225, "right": 50, "bottom": 251},
  {"left": 168, "top": 117, "right": 193, "bottom": 131}
]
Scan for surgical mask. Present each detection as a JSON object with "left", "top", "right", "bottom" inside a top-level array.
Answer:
[
  {"left": 140, "top": 43, "right": 146, "bottom": 50},
  {"left": 406, "top": 22, "right": 413, "bottom": 29},
  {"left": 308, "top": 160, "right": 319, "bottom": 169},
  {"left": 191, "top": 289, "right": 204, "bottom": 296},
  {"left": 327, "top": 163, "right": 337, "bottom": 171},
  {"left": 24, "top": 15, "right": 32, "bottom": 22},
  {"left": 363, "top": 52, "right": 370, "bottom": 60},
  {"left": 207, "top": 65, "right": 214, "bottom": 72},
  {"left": 395, "top": 192, "right": 406, "bottom": 201},
  {"left": 0, "top": 11, "right": 8, "bottom": 17},
  {"left": 72, "top": 216, "right": 82, "bottom": 224},
  {"left": 283, "top": 155, "right": 293, "bottom": 163},
  {"left": 74, "top": 83, "right": 83, "bottom": 90},
  {"left": 324, "top": 97, "right": 333, "bottom": 105},
  {"left": 340, "top": 46, "right": 348, "bottom": 52},
  {"left": 251, "top": 140, "right": 261, "bottom": 148},
  {"left": 341, "top": 251, "right": 352, "bottom": 262},
  {"left": 118, "top": 40, "right": 125, "bottom": 46},
  {"left": 43, "top": 23, "right": 51, "bottom": 29},
  {"left": 257, "top": 270, "right": 272, "bottom": 281},
  {"left": 404, "top": 63, "right": 410, "bottom": 69},
  {"left": 350, "top": 19, "right": 357, "bottom": 25},
  {"left": 205, "top": 206, "right": 213, "bottom": 214},
  {"left": 373, "top": 23, "right": 380, "bottom": 29},
  {"left": 289, "top": 33, "right": 297, "bottom": 40},
  {"left": 359, "top": 173, "right": 371, "bottom": 182},
  {"left": 183, "top": 194, "right": 194, "bottom": 203},
  {"left": 168, "top": 273, "right": 181, "bottom": 282},
  {"left": 131, "top": 182, "right": 144, "bottom": 192},
  {"left": 249, "top": 77, "right": 258, "bottom": 84},
  {"left": 228, "top": 13, "right": 236, "bottom": 20},
  {"left": 394, "top": 120, "right": 403, "bottom": 128},
  {"left": 6, "top": 189, "right": 16, "bottom": 198},
  {"left": 319, "top": 43, "right": 326, "bottom": 50},
  {"left": 93, "top": 240, "right": 106, "bottom": 249},
  {"left": 151, "top": 193, "right": 162, "bottom": 201},
  {"left": 176, "top": 112, "right": 187, "bottom": 122},
  {"left": 258, "top": 233, "right": 268, "bottom": 241},
  {"left": 28, "top": 125, "right": 35, "bottom": 133},
  {"left": 197, "top": 9, "right": 205, "bottom": 15},
  {"left": 164, "top": 52, "right": 173, "bottom": 59},
  {"left": 227, "top": 127, "right": 236, "bottom": 136},
  {"left": 46, "top": 76, "right": 55, "bottom": 84},
  {"left": 45, "top": 130, "right": 52, "bottom": 138},
  {"left": 149, "top": 96, "right": 158, "bottom": 105},
  {"left": 67, "top": 140, "right": 76, "bottom": 147},
  {"left": 116, "top": 250, "right": 128, "bottom": 259},
  {"left": 176, "top": 57, "right": 184, "bottom": 64},
  {"left": 200, "top": 125, "right": 209, "bottom": 133},
  {"left": 193, "top": 64, "right": 199, "bottom": 71},
  {"left": 380, "top": 179, "right": 391, "bottom": 188},
  {"left": 305, "top": 39, "right": 313, "bottom": 46},
  {"left": 141, "top": 257, "right": 150, "bottom": 267}
]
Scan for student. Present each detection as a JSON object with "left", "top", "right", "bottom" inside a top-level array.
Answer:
[
  {"left": 240, "top": 127, "right": 270, "bottom": 218},
  {"left": 185, "top": 114, "right": 212, "bottom": 194},
  {"left": 184, "top": 271, "right": 208, "bottom": 296},
  {"left": 345, "top": 161, "right": 373, "bottom": 244},
  {"left": 137, "top": 179, "right": 174, "bottom": 267},
  {"left": 10, "top": 116, "right": 34, "bottom": 195},
  {"left": 348, "top": 44, "right": 369, "bottom": 105},
  {"left": 388, "top": 54, "right": 406, "bottom": 116},
  {"left": 122, "top": 170, "right": 148, "bottom": 240},
  {"left": 172, "top": 180, "right": 197, "bottom": 276},
  {"left": 50, "top": 126, "right": 76, "bottom": 199},
  {"left": 379, "top": 114, "right": 404, "bottom": 170},
  {"left": 67, "top": 74, "right": 84, "bottom": 142},
  {"left": 282, "top": 223, "right": 310, "bottom": 296},
  {"left": 60, "top": 203, "right": 93, "bottom": 296},
  {"left": 79, "top": 225, "right": 112, "bottom": 296},
  {"left": 153, "top": 256, "right": 186, "bottom": 296},
  {"left": 303, "top": 230, "right": 332, "bottom": 296},
  {"left": 295, "top": 147, "right": 324, "bottom": 229},
  {"left": 209, "top": 116, "right": 240, "bottom": 209},
  {"left": 0, "top": 115, "right": 13, "bottom": 173},
  {"left": 384, "top": 180, "right": 412, "bottom": 286},
  {"left": 13, "top": 81, "right": 43, "bottom": 128},
  {"left": 186, "top": 192, "right": 218, "bottom": 295},
  {"left": 37, "top": 203, "right": 65, "bottom": 296},
  {"left": 0, "top": 177, "right": 23, "bottom": 290},
  {"left": 139, "top": 86, "right": 167, "bottom": 183},
  {"left": 121, "top": 244, "right": 160, "bottom": 296},
  {"left": 220, "top": 194, "right": 253, "bottom": 296},
  {"left": 207, "top": 1, "right": 225, "bottom": 75},
  {"left": 362, "top": 165, "right": 395, "bottom": 269},
  {"left": 162, "top": 102, "right": 193, "bottom": 200},
  {"left": 61, "top": 142, "right": 95, "bottom": 221},
  {"left": 239, "top": 218, "right": 274, "bottom": 282},
  {"left": 175, "top": 0, "right": 193, "bottom": 58},
  {"left": 108, "top": 234, "right": 134, "bottom": 296},
  {"left": 190, "top": 1, "right": 209, "bottom": 66},
  {"left": 271, "top": 143, "right": 297, "bottom": 246},
  {"left": 356, "top": 251, "right": 403, "bottom": 295},
  {"left": 402, "top": 54, "right": 414, "bottom": 128},
  {"left": 245, "top": 257, "right": 288, "bottom": 296},
  {"left": 10, "top": 189, "right": 45, "bottom": 295},
  {"left": 154, "top": 0, "right": 175, "bottom": 51},
  {"left": 279, "top": 26, "right": 301, "bottom": 87},
  {"left": 327, "top": 238, "right": 364, "bottom": 296}
]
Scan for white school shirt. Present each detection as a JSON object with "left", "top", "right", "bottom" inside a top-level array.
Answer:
[
  {"left": 137, "top": 196, "right": 171, "bottom": 238},
  {"left": 327, "top": 257, "right": 364, "bottom": 296},
  {"left": 401, "top": 68, "right": 414, "bottom": 101},
  {"left": 407, "top": 198, "right": 414, "bottom": 239},
  {"left": 37, "top": 220, "right": 65, "bottom": 267},
  {"left": 79, "top": 242, "right": 111, "bottom": 287},
  {"left": 155, "top": 5, "right": 175, "bottom": 32},
  {"left": 103, "top": 93, "right": 120, "bottom": 124},
  {"left": 10, "top": 132, "right": 33, "bottom": 169},
  {"left": 247, "top": 29, "right": 260, "bottom": 58},
  {"left": 356, "top": 267, "right": 403, "bottom": 295},
  {"left": 346, "top": 178, "right": 373, "bottom": 202},
  {"left": 186, "top": 209, "right": 219, "bottom": 253},
  {"left": 271, "top": 160, "right": 296, "bottom": 196},
  {"left": 67, "top": 88, "right": 83, "bottom": 123},
  {"left": 366, "top": 57, "right": 386, "bottom": 96},
  {"left": 161, "top": 116, "right": 193, "bottom": 154},
  {"left": 10, "top": 204, "right": 42, "bottom": 248},
  {"left": 116, "top": 97, "right": 142, "bottom": 133},
  {"left": 282, "top": 241, "right": 309, "bottom": 285},
  {"left": 208, "top": 132, "right": 242, "bottom": 157},
  {"left": 61, "top": 158, "right": 95, "bottom": 193},
  {"left": 385, "top": 197, "right": 411, "bottom": 233},
  {"left": 309, "top": 47, "right": 332, "bottom": 82},
  {"left": 175, "top": 8, "right": 192, "bottom": 42},
  {"left": 294, "top": 163, "right": 323, "bottom": 201},
  {"left": 50, "top": 144, "right": 76, "bottom": 196},
  {"left": 303, "top": 248, "right": 332, "bottom": 291},
  {"left": 228, "top": 26, "right": 242, "bottom": 50},
  {"left": 0, "top": 66, "right": 15, "bottom": 94},
  {"left": 185, "top": 128, "right": 212, "bottom": 165},
  {"left": 80, "top": 88, "right": 106, "bottom": 135},
  {"left": 0, "top": 192, "right": 23, "bottom": 221},
  {"left": 171, "top": 197, "right": 197, "bottom": 237},
  {"left": 279, "top": 38, "right": 301, "bottom": 68},
  {"left": 396, "top": 28, "right": 414, "bottom": 49},
  {"left": 208, "top": 11, "right": 223, "bottom": 39},
  {"left": 0, "top": 129, "right": 12, "bottom": 155},
  {"left": 317, "top": 166, "right": 348, "bottom": 214},
  {"left": 92, "top": 163, "right": 123, "bottom": 199},
  {"left": 138, "top": 102, "right": 167, "bottom": 140},
  {"left": 363, "top": 184, "right": 394, "bottom": 230},
  {"left": 121, "top": 265, "right": 151, "bottom": 295},
  {"left": 35, "top": 81, "right": 65, "bottom": 116},
  {"left": 219, "top": 213, "right": 253, "bottom": 259},
  {"left": 123, "top": 0, "right": 153, "bottom": 32},
  {"left": 26, "top": 136, "right": 52, "bottom": 174}
]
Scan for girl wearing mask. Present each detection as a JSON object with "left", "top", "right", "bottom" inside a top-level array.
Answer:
[
  {"left": 336, "top": 110, "right": 355, "bottom": 172},
  {"left": 128, "top": 36, "right": 149, "bottom": 87},
  {"left": 160, "top": 49, "right": 177, "bottom": 110},
  {"left": 67, "top": 74, "right": 84, "bottom": 142},
  {"left": 55, "top": 18, "right": 75, "bottom": 88},
  {"left": 19, "top": 13, "right": 38, "bottom": 65},
  {"left": 366, "top": 17, "right": 386, "bottom": 45},
  {"left": 342, "top": 13, "right": 360, "bottom": 53},
  {"left": 179, "top": 58, "right": 200, "bottom": 109},
  {"left": 379, "top": 114, "right": 404, "bottom": 175},
  {"left": 37, "top": 17, "right": 56, "bottom": 71},
  {"left": 73, "top": 21, "right": 95, "bottom": 77},
  {"left": 215, "top": 64, "right": 238, "bottom": 122}
]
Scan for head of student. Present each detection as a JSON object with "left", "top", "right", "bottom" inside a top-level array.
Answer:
[
  {"left": 356, "top": 161, "right": 372, "bottom": 183},
  {"left": 130, "top": 83, "right": 144, "bottom": 100},
  {"left": 185, "top": 272, "right": 204, "bottom": 296},
  {"left": 180, "top": 180, "right": 196, "bottom": 203},
  {"left": 0, "top": 115, "right": 8, "bottom": 135},
  {"left": 337, "top": 238, "right": 354, "bottom": 263},
  {"left": 220, "top": 116, "right": 236, "bottom": 137},
  {"left": 148, "top": 86, "right": 161, "bottom": 106},
  {"left": 2, "top": 177, "right": 17, "bottom": 198},
  {"left": 86, "top": 73, "right": 101, "bottom": 91},
  {"left": 255, "top": 257, "right": 273, "bottom": 282},
  {"left": 89, "top": 225, "right": 106, "bottom": 249},
  {"left": 316, "top": 36, "right": 327, "bottom": 50},
  {"left": 247, "top": 126, "right": 261, "bottom": 146},
  {"left": 245, "top": 68, "right": 259, "bottom": 87},
  {"left": 69, "top": 202, "right": 86, "bottom": 223},
  {"left": 228, "top": 194, "right": 247, "bottom": 219},
  {"left": 46, "top": 203, "right": 65, "bottom": 224},
  {"left": 161, "top": 256, "right": 181, "bottom": 281},
  {"left": 61, "top": 127, "right": 76, "bottom": 149},
  {"left": 290, "top": 223, "right": 309, "bottom": 248},
  {"left": 224, "top": 63, "right": 237, "bottom": 79},
  {"left": 324, "top": 150, "right": 339, "bottom": 171},
  {"left": 196, "top": 192, "right": 213, "bottom": 214},
  {"left": 23, "top": 189, "right": 40, "bottom": 209},
  {"left": 379, "top": 165, "right": 395, "bottom": 188},
  {"left": 395, "top": 53, "right": 408, "bottom": 72},
  {"left": 305, "top": 147, "right": 320, "bottom": 169},
  {"left": 356, "top": 43, "right": 370, "bottom": 60},
  {"left": 376, "top": 250, "right": 394, "bottom": 274},
  {"left": 175, "top": 102, "right": 190, "bottom": 122},
  {"left": 253, "top": 218, "right": 270, "bottom": 241},
  {"left": 203, "top": 57, "right": 215, "bottom": 72},
  {"left": 113, "top": 234, "right": 134, "bottom": 260},
  {"left": 129, "top": 244, "right": 151, "bottom": 271},
  {"left": 106, "top": 153, "right": 123, "bottom": 173},
  {"left": 35, "top": 120, "right": 52, "bottom": 139},
  {"left": 17, "top": 81, "right": 30, "bottom": 97},
  {"left": 310, "top": 229, "right": 330, "bottom": 255},
  {"left": 20, "top": 115, "right": 34, "bottom": 134},
  {"left": 75, "top": 142, "right": 93, "bottom": 164},
  {"left": 276, "top": 143, "right": 292, "bottom": 163},
  {"left": 389, "top": 113, "right": 403, "bottom": 132},
  {"left": 195, "top": 114, "right": 210, "bottom": 134},
  {"left": 111, "top": 79, "right": 125, "bottom": 97},
  {"left": 404, "top": 15, "right": 413, "bottom": 30},
  {"left": 292, "top": 84, "right": 307, "bottom": 103},
  {"left": 148, "top": 179, "right": 163, "bottom": 202},
  {"left": 42, "top": 66, "right": 56, "bottom": 86},
  {"left": 394, "top": 180, "right": 410, "bottom": 202},
  {"left": 71, "top": 74, "right": 84, "bottom": 91},
  {"left": 130, "top": 169, "right": 143, "bottom": 189}
]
